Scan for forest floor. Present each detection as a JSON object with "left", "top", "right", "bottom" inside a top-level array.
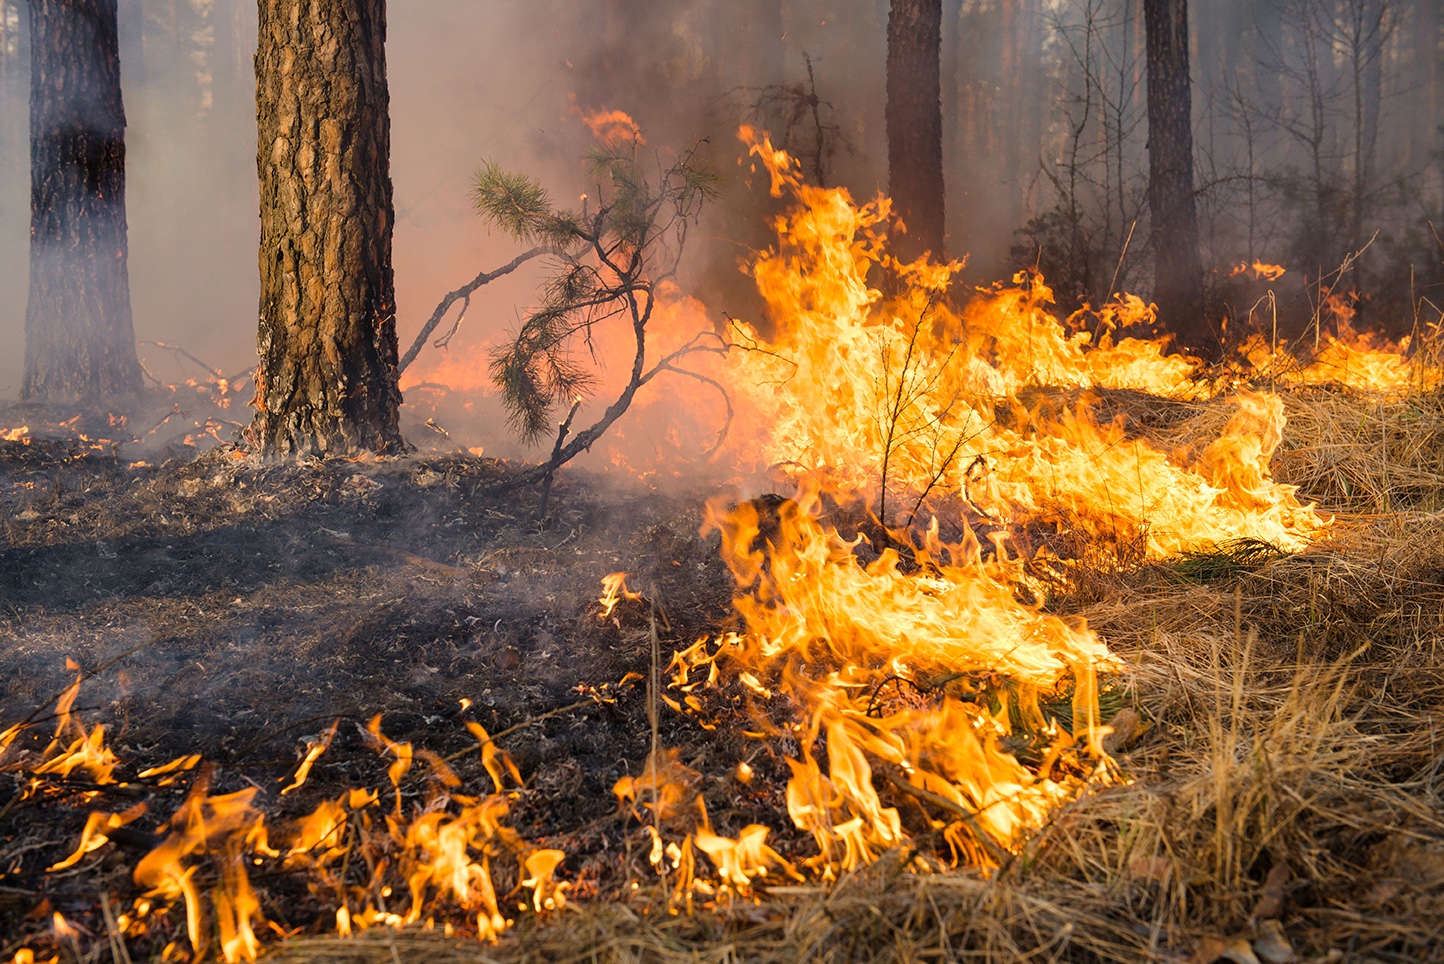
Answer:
[{"left": 0, "top": 384, "right": 1442, "bottom": 963}]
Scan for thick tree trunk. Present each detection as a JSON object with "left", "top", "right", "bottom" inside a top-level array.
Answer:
[
  {"left": 250, "top": 0, "right": 403, "bottom": 457},
  {"left": 23, "top": 0, "right": 142, "bottom": 402},
  {"left": 1142, "top": 0, "right": 1205, "bottom": 346},
  {"left": 886, "top": 0, "right": 945, "bottom": 263}
]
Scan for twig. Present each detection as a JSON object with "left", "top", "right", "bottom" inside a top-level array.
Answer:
[
  {"left": 482, "top": 329, "right": 728, "bottom": 495},
  {"left": 651, "top": 364, "right": 735, "bottom": 458},
  {"left": 535, "top": 400, "right": 583, "bottom": 522},
  {"left": 398, "top": 247, "right": 544, "bottom": 373},
  {"left": 139, "top": 341, "right": 221, "bottom": 377},
  {"left": 100, "top": 892, "right": 134, "bottom": 964},
  {"left": 1105, "top": 219, "right": 1137, "bottom": 303},
  {"left": 884, "top": 772, "right": 1011, "bottom": 866},
  {"left": 439, "top": 697, "right": 609, "bottom": 766}
]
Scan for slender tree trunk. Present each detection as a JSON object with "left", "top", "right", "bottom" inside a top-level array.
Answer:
[
  {"left": 940, "top": 0, "right": 961, "bottom": 179},
  {"left": 887, "top": 0, "right": 945, "bottom": 263},
  {"left": 1142, "top": 0, "right": 1205, "bottom": 345},
  {"left": 0, "top": 2, "right": 24, "bottom": 159},
  {"left": 738, "top": 0, "right": 784, "bottom": 90},
  {"left": 250, "top": 0, "right": 403, "bottom": 457},
  {"left": 23, "top": 0, "right": 142, "bottom": 402}
]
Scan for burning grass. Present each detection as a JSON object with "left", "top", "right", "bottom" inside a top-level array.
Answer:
[
  {"left": 5, "top": 135, "right": 1444, "bottom": 963},
  {"left": 1, "top": 380, "right": 1442, "bottom": 961}
]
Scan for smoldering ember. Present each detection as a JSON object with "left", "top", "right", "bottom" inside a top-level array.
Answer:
[{"left": 0, "top": 2, "right": 1442, "bottom": 963}]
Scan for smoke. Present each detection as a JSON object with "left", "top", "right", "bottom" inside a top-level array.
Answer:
[{"left": 1, "top": 1, "right": 1439, "bottom": 425}]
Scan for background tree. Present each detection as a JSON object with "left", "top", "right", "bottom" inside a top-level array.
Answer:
[
  {"left": 1142, "top": 0, "right": 1204, "bottom": 345},
  {"left": 886, "top": 0, "right": 946, "bottom": 263},
  {"left": 249, "top": 0, "right": 403, "bottom": 457},
  {"left": 22, "top": 0, "right": 142, "bottom": 401}
]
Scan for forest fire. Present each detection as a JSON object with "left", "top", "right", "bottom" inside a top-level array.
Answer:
[
  {"left": 3, "top": 0, "right": 1444, "bottom": 959},
  {"left": 9, "top": 131, "right": 1433, "bottom": 962}
]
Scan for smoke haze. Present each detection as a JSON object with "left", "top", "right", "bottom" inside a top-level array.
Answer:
[{"left": 0, "top": 1, "right": 1440, "bottom": 430}]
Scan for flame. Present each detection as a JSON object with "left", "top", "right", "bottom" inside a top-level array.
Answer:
[
  {"left": 280, "top": 721, "right": 338, "bottom": 795},
  {"left": 581, "top": 107, "right": 645, "bottom": 147},
  {"left": 30, "top": 117, "right": 1442, "bottom": 948},
  {"left": 689, "top": 486, "right": 1112, "bottom": 866},
  {"left": 718, "top": 129, "right": 1324, "bottom": 559},
  {"left": 7, "top": 952, "right": 57, "bottom": 964},
  {"left": 614, "top": 748, "right": 699, "bottom": 823},
  {"left": 51, "top": 913, "right": 80, "bottom": 941},
  {"left": 132, "top": 781, "right": 272, "bottom": 962},
  {"left": 1230, "top": 260, "right": 1287, "bottom": 281},
  {"left": 626, "top": 131, "right": 1336, "bottom": 880},
  {"left": 35, "top": 679, "right": 561, "bottom": 956},
  {"left": 1238, "top": 332, "right": 1431, "bottom": 396},
  {"left": 597, "top": 572, "right": 642, "bottom": 620},
  {"left": 49, "top": 803, "right": 147, "bottom": 871},
  {"left": 32, "top": 677, "right": 120, "bottom": 786}
]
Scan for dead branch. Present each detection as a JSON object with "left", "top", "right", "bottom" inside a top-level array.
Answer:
[
  {"left": 398, "top": 246, "right": 544, "bottom": 374},
  {"left": 883, "top": 772, "right": 1011, "bottom": 866},
  {"left": 535, "top": 400, "right": 583, "bottom": 522}
]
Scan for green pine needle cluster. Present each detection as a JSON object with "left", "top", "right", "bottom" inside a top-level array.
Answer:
[{"left": 471, "top": 138, "right": 717, "bottom": 444}]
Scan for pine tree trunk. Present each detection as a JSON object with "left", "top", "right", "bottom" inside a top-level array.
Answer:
[
  {"left": 23, "top": 0, "right": 142, "bottom": 402},
  {"left": 886, "top": 0, "right": 945, "bottom": 263},
  {"left": 1142, "top": 0, "right": 1205, "bottom": 345},
  {"left": 250, "top": 0, "right": 403, "bottom": 457}
]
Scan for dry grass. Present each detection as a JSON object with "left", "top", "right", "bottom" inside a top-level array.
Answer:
[
  {"left": 257, "top": 388, "right": 1444, "bottom": 962},
  {"left": 3, "top": 382, "right": 1439, "bottom": 963}
]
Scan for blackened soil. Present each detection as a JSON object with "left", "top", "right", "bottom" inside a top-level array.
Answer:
[{"left": 0, "top": 437, "right": 772, "bottom": 945}]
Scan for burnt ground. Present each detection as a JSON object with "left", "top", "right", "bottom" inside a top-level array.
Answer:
[
  {"left": 0, "top": 423, "right": 797, "bottom": 951},
  {"left": 5, "top": 387, "right": 1444, "bottom": 962}
]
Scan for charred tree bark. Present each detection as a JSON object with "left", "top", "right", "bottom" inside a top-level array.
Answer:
[
  {"left": 1142, "top": 0, "right": 1205, "bottom": 346},
  {"left": 250, "top": 0, "right": 403, "bottom": 457},
  {"left": 23, "top": 0, "right": 142, "bottom": 402},
  {"left": 886, "top": 0, "right": 945, "bottom": 263}
]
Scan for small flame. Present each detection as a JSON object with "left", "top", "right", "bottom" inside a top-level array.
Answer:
[
  {"left": 280, "top": 721, "right": 338, "bottom": 795},
  {"left": 581, "top": 107, "right": 645, "bottom": 147},
  {"left": 1230, "top": 260, "right": 1286, "bottom": 281},
  {"left": 597, "top": 572, "right": 642, "bottom": 620}
]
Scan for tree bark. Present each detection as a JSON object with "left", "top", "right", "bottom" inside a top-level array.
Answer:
[
  {"left": 250, "top": 0, "right": 403, "bottom": 457},
  {"left": 886, "top": 0, "right": 945, "bottom": 263},
  {"left": 23, "top": 0, "right": 142, "bottom": 402},
  {"left": 1143, "top": 0, "right": 1205, "bottom": 346}
]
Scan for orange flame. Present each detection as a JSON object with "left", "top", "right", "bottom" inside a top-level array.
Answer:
[{"left": 1230, "top": 260, "right": 1286, "bottom": 281}]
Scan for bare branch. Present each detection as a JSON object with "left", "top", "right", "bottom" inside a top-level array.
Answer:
[{"left": 398, "top": 247, "right": 544, "bottom": 373}]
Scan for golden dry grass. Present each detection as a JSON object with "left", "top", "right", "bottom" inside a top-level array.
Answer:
[{"left": 263, "top": 384, "right": 1444, "bottom": 964}]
